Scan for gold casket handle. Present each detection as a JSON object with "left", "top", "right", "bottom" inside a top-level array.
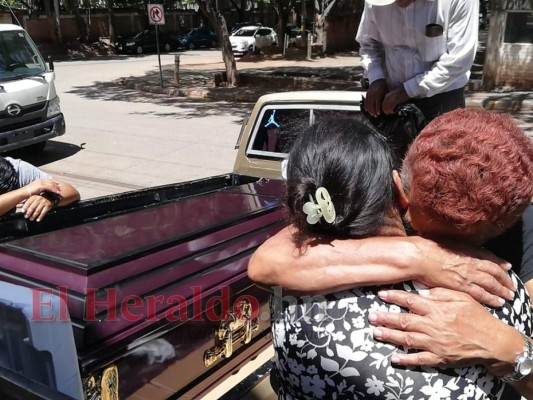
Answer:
[{"left": 204, "top": 299, "right": 259, "bottom": 367}]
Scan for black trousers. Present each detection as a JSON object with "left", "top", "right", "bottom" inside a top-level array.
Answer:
[{"left": 411, "top": 86, "right": 466, "bottom": 122}]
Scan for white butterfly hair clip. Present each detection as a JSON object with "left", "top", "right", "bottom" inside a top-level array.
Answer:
[{"left": 302, "top": 187, "right": 336, "bottom": 225}]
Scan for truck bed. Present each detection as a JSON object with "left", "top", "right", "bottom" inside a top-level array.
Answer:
[{"left": 0, "top": 174, "right": 270, "bottom": 241}]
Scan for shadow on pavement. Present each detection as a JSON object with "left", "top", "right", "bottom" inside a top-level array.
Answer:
[
  {"left": 65, "top": 77, "right": 253, "bottom": 121},
  {"left": 7, "top": 141, "right": 83, "bottom": 167},
  {"left": 482, "top": 92, "right": 533, "bottom": 113}
]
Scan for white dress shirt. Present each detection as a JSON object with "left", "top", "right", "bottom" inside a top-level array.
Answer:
[{"left": 356, "top": 0, "right": 479, "bottom": 99}]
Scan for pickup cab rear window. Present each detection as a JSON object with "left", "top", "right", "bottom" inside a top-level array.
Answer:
[{"left": 246, "top": 104, "right": 360, "bottom": 159}]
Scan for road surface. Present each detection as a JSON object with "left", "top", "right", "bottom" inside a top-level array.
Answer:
[{"left": 18, "top": 50, "right": 248, "bottom": 200}]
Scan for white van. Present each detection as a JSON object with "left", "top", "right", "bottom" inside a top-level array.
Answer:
[{"left": 0, "top": 24, "right": 65, "bottom": 153}]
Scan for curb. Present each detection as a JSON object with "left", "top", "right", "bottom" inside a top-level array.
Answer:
[
  {"left": 465, "top": 92, "right": 533, "bottom": 112},
  {"left": 122, "top": 78, "right": 533, "bottom": 112},
  {"left": 123, "top": 79, "right": 274, "bottom": 103}
]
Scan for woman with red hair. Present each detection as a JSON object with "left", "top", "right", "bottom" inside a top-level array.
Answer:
[{"left": 401, "top": 108, "right": 533, "bottom": 246}]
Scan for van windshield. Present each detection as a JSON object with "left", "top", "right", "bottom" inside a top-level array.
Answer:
[{"left": 0, "top": 30, "right": 46, "bottom": 82}]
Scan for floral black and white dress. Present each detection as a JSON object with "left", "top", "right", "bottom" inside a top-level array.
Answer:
[{"left": 271, "top": 274, "right": 532, "bottom": 400}]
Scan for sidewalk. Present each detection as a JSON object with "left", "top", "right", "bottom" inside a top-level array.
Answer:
[{"left": 119, "top": 51, "right": 533, "bottom": 133}]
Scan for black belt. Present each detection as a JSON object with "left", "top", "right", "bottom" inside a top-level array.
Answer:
[{"left": 412, "top": 86, "right": 466, "bottom": 122}]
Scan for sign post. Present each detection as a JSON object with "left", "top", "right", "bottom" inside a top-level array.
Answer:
[{"left": 147, "top": 4, "right": 165, "bottom": 88}]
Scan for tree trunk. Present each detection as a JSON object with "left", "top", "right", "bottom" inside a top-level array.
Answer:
[
  {"left": 62, "top": 0, "right": 89, "bottom": 41},
  {"left": 73, "top": 7, "right": 88, "bottom": 41},
  {"left": 277, "top": 11, "right": 290, "bottom": 42},
  {"left": 52, "top": 0, "right": 62, "bottom": 43},
  {"left": 78, "top": 10, "right": 88, "bottom": 42},
  {"left": 44, "top": 0, "right": 59, "bottom": 43},
  {"left": 107, "top": 2, "right": 115, "bottom": 42},
  {"left": 271, "top": 0, "right": 296, "bottom": 41},
  {"left": 196, "top": 0, "right": 239, "bottom": 87},
  {"left": 229, "top": 0, "right": 245, "bottom": 22}
]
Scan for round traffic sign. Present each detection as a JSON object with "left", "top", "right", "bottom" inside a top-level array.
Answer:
[{"left": 148, "top": 4, "right": 165, "bottom": 24}]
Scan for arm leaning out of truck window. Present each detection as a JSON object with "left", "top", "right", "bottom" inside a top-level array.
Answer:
[
  {"left": 248, "top": 225, "right": 516, "bottom": 308},
  {"left": 17, "top": 179, "right": 80, "bottom": 222},
  {"left": 0, "top": 179, "right": 80, "bottom": 220},
  {"left": 0, "top": 157, "right": 80, "bottom": 220}
]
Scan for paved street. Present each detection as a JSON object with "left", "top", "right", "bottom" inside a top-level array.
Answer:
[{"left": 18, "top": 51, "right": 248, "bottom": 200}]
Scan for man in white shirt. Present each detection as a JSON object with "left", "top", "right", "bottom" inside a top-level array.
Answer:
[{"left": 357, "top": 0, "right": 479, "bottom": 121}]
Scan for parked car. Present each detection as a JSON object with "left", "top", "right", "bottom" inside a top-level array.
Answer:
[
  {"left": 230, "top": 26, "right": 278, "bottom": 56},
  {"left": 115, "top": 30, "right": 173, "bottom": 54},
  {"left": 176, "top": 27, "right": 218, "bottom": 50},
  {"left": 285, "top": 24, "right": 301, "bottom": 38},
  {"left": 230, "top": 22, "right": 261, "bottom": 34},
  {"left": 284, "top": 23, "right": 302, "bottom": 46}
]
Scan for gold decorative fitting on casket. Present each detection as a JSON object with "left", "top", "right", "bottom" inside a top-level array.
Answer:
[
  {"left": 204, "top": 298, "right": 259, "bottom": 367},
  {"left": 83, "top": 365, "right": 119, "bottom": 400}
]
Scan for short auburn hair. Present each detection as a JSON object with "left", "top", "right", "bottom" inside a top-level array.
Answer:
[{"left": 403, "top": 108, "right": 533, "bottom": 232}]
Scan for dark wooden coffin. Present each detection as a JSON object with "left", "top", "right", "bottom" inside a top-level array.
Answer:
[{"left": 0, "top": 174, "right": 285, "bottom": 399}]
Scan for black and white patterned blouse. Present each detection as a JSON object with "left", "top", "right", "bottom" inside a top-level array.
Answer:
[{"left": 271, "top": 274, "right": 532, "bottom": 400}]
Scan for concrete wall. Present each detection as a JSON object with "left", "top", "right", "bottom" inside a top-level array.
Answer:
[
  {"left": 22, "top": 11, "right": 203, "bottom": 42},
  {"left": 12, "top": 5, "right": 359, "bottom": 53},
  {"left": 482, "top": 3, "right": 532, "bottom": 90},
  {"left": 20, "top": 8, "right": 278, "bottom": 44}
]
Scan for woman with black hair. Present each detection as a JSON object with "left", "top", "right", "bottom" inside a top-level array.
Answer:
[
  {"left": 271, "top": 118, "right": 531, "bottom": 399},
  {"left": 0, "top": 156, "right": 80, "bottom": 221}
]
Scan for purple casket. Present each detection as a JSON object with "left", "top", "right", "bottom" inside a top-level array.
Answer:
[{"left": 0, "top": 175, "right": 285, "bottom": 399}]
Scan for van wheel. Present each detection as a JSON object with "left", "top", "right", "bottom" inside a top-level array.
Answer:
[
  {"left": 25, "top": 141, "right": 47, "bottom": 154},
  {"left": 136, "top": 46, "right": 143, "bottom": 54}
]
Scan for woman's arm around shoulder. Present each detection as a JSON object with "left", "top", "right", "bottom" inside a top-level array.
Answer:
[{"left": 248, "top": 225, "right": 514, "bottom": 307}]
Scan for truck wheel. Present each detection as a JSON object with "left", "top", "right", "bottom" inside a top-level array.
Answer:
[
  {"left": 136, "top": 46, "right": 143, "bottom": 54},
  {"left": 26, "top": 141, "right": 47, "bottom": 154}
]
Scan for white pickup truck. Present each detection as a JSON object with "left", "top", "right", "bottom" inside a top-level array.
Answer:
[{"left": 0, "top": 90, "right": 363, "bottom": 400}]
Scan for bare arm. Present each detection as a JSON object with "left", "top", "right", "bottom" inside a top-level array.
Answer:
[
  {"left": 0, "top": 178, "right": 80, "bottom": 221},
  {"left": 0, "top": 179, "right": 61, "bottom": 217},
  {"left": 21, "top": 178, "right": 80, "bottom": 222},
  {"left": 55, "top": 180, "right": 81, "bottom": 207},
  {"left": 0, "top": 187, "right": 34, "bottom": 216},
  {"left": 248, "top": 225, "right": 515, "bottom": 307}
]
